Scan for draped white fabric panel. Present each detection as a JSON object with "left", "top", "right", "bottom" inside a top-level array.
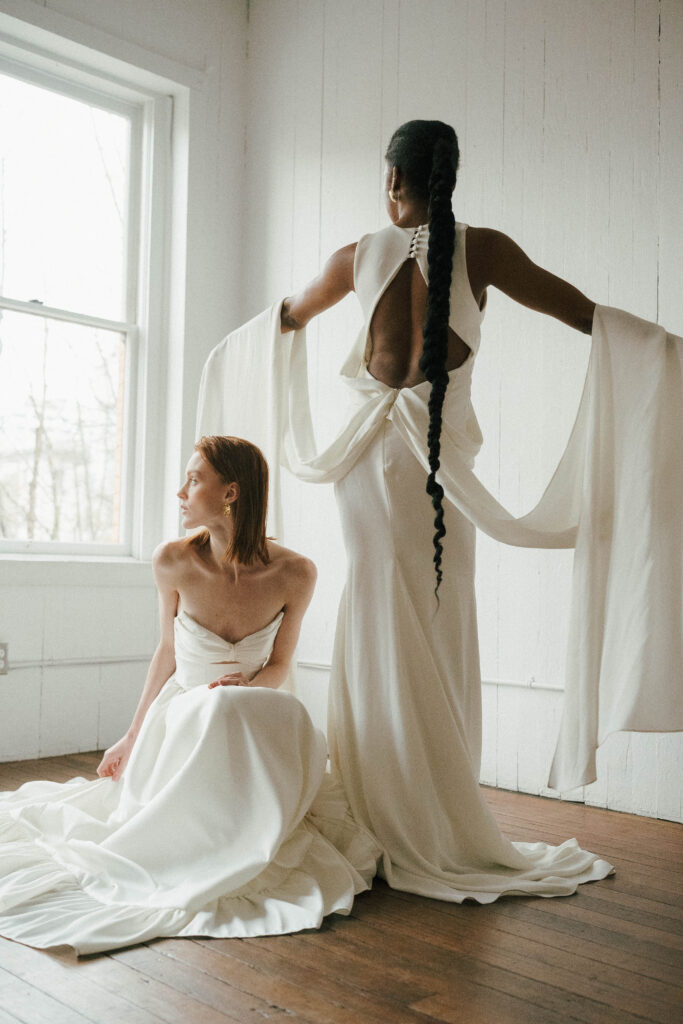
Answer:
[{"left": 197, "top": 303, "right": 682, "bottom": 791}]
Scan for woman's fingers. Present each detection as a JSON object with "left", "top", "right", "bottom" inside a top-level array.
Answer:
[
  {"left": 97, "top": 737, "right": 132, "bottom": 780},
  {"left": 97, "top": 751, "right": 123, "bottom": 778},
  {"left": 208, "top": 673, "right": 248, "bottom": 688}
]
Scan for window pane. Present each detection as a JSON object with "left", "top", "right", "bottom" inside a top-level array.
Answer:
[
  {"left": 0, "top": 72, "right": 130, "bottom": 321},
  {"left": 0, "top": 310, "right": 126, "bottom": 544}
]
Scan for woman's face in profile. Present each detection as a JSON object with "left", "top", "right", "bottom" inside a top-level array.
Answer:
[{"left": 177, "top": 451, "right": 227, "bottom": 530}]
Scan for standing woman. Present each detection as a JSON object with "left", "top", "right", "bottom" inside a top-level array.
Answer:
[{"left": 280, "top": 120, "right": 612, "bottom": 901}]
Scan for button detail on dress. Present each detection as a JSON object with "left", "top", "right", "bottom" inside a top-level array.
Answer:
[{"left": 408, "top": 225, "right": 423, "bottom": 259}]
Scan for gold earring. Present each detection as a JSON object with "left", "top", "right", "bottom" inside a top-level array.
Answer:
[
  {"left": 389, "top": 188, "right": 399, "bottom": 203},
  {"left": 223, "top": 502, "right": 232, "bottom": 517}
]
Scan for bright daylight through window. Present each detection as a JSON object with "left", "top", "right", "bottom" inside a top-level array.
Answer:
[{"left": 0, "top": 66, "right": 137, "bottom": 550}]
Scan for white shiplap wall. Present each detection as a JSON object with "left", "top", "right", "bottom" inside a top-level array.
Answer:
[
  {"left": 1, "top": 0, "right": 680, "bottom": 822},
  {"left": 243, "top": 0, "right": 683, "bottom": 821}
]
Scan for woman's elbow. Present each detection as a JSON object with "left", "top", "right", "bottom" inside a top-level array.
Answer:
[
  {"left": 154, "top": 639, "right": 176, "bottom": 673},
  {"left": 253, "top": 659, "right": 290, "bottom": 689},
  {"left": 564, "top": 299, "right": 595, "bottom": 335},
  {"left": 280, "top": 299, "right": 305, "bottom": 334},
  {"left": 580, "top": 301, "right": 596, "bottom": 335}
]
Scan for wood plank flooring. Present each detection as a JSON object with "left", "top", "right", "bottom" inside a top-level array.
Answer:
[{"left": 0, "top": 752, "right": 681, "bottom": 1024}]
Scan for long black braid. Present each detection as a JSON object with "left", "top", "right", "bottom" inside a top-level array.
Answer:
[{"left": 385, "top": 121, "right": 459, "bottom": 596}]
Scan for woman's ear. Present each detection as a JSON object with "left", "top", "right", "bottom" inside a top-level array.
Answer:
[{"left": 224, "top": 482, "right": 240, "bottom": 504}]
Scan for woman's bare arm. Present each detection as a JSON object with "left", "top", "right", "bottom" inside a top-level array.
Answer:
[
  {"left": 280, "top": 243, "right": 356, "bottom": 333},
  {"left": 467, "top": 227, "right": 596, "bottom": 334},
  {"left": 97, "top": 544, "right": 179, "bottom": 780}
]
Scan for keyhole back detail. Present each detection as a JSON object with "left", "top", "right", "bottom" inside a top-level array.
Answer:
[
  {"left": 353, "top": 221, "right": 486, "bottom": 388},
  {"left": 365, "top": 224, "right": 471, "bottom": 389}
]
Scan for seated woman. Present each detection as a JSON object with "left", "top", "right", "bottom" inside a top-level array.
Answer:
[{"left": 0, "top": 435, "right": 379, "bottom": 955}]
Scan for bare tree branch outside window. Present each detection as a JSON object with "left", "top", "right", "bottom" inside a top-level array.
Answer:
[{"left": 0, "top": 71, "right": 131, "bottom": 546}]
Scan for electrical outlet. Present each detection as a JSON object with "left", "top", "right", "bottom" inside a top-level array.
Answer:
[{"left": 0, "top": 643, "right": 8, "bottom": 675}]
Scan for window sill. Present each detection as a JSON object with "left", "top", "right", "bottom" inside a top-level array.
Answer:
[{"left": 0, "top": 554, "right": 152, "bottom": 587}]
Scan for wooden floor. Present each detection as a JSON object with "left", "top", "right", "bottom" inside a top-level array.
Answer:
[{"left": 0, "top": 752, "right": 681, "bottom": 1024}]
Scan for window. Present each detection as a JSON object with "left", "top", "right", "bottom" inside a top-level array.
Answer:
[{"left": 0, "top": 57, "right": 149, "bottom": 554}]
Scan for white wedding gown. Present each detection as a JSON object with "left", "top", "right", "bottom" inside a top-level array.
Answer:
[
  {"left": 0, "top": 610, "right": 379, "bottom": 954},
  {"left": 195, "top": 223, "right": 680, "bottom": 904},
  {"left": 321, "top": 224, "right": 613, "bottom": 900}
]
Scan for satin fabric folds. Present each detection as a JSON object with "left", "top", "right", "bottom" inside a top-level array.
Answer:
[
  {"left": 196, "top": 299, "right": 681, "bottom": 903},
  {"left": 0, "top": 613, "right": 379, "bottom": 954},
  {"left": 289, "top": 303, "right": 683, "bottom": 791},
  {"left": 198, "top": 302, "right": 682, "bottom": 789}
]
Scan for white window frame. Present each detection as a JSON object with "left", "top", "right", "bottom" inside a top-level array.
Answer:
[{"left": 0, "top": 29, "right": 173, "bottom": 561}]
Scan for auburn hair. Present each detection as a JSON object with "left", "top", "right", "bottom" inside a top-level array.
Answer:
[{"left": 187, "top": 435, "right": 270, "bottom": 566}]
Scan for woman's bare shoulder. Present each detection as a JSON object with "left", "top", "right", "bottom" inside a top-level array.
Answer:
[
  {"left": 266, "top": 542, "right": 317, "bottom": 586},
  {"left": 464, "top": 225, "right": 549, "bottom": 269},
  {"left": 152, "top": 537, "right": 197, "bottom": 576},
  {"left": 463, "top": 225, "right": 505, "bottom": 254},
  {"left": 463, "top": 226, "right": 529, "bottom": 291}
]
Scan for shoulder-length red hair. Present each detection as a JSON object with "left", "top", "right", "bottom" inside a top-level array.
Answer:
[{"left": 188, "top": 435, "right": 270, "bottom": 565}]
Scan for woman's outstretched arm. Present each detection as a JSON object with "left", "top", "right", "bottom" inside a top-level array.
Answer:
[
  {"left": 280, "top": 243, "right": 356, "bottom": 333},
  {"left": 467, "top": 227, "right": 596, "bottom": 334},
  {"left": 97, "top": 544, "right": 179, "bottom": 781}
]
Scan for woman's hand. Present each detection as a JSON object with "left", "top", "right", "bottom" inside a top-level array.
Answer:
[
  {"left": 97, "top": 734, "right": 136, "bottom": 781},
  {"left": 208, "top": 671, "right": 252, "bottom": 689}
]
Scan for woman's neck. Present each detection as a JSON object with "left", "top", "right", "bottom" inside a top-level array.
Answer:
[
  {"left": 393, "top": 200, "right": 429, "bottom": 228},
  {"left": 206, "top": 523, "right": 236, "bottom": 570}
]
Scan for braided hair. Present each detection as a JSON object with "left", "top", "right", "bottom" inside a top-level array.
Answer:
[{"left": 385, "top": 121, "right": 460, "bottom": 596}]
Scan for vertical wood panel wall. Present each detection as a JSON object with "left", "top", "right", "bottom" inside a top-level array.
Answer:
[{"left": 243, "top": 0, "right": 682, "bottom": 820}]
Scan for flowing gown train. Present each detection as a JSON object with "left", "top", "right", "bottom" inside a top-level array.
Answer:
[
  {"left": 283, "top": 222, "right": 615, "bottom": 900},
  {"left": 0, "top": 610, "right": 379, "bottom": 954}
]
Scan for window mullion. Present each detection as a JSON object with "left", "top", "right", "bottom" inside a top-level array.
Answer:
[{"left": 0, "top": 296, "right": 132, "bottom": 334}]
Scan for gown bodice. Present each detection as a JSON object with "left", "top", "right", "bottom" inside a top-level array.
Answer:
[
  {"left": 326, "top": 222, "right": 486, "bottom": 471},
  {"left": 174, "top": 609, "right": 284, "bottom": 689},
  {"left": 353, "top": 221, "right": 486, "bottom": 357}
]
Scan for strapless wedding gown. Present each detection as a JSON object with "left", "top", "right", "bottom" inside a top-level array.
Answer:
[{"left": 0, "top": 610, "right": 379, "bottom": 954}]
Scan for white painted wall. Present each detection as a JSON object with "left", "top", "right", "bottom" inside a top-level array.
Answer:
[
  {"left": 0, "top": 0, "right": 680, "bottom": 823},
  {"left": 243, "top": 0, "right": 683, "bottom": 821},
  {"left": 0, "top": 0, "right": 248, "bottom": 757}
]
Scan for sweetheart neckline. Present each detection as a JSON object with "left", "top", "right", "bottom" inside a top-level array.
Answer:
[{"left": 176, "top": 608, "right": 284, "bottom": 646}]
